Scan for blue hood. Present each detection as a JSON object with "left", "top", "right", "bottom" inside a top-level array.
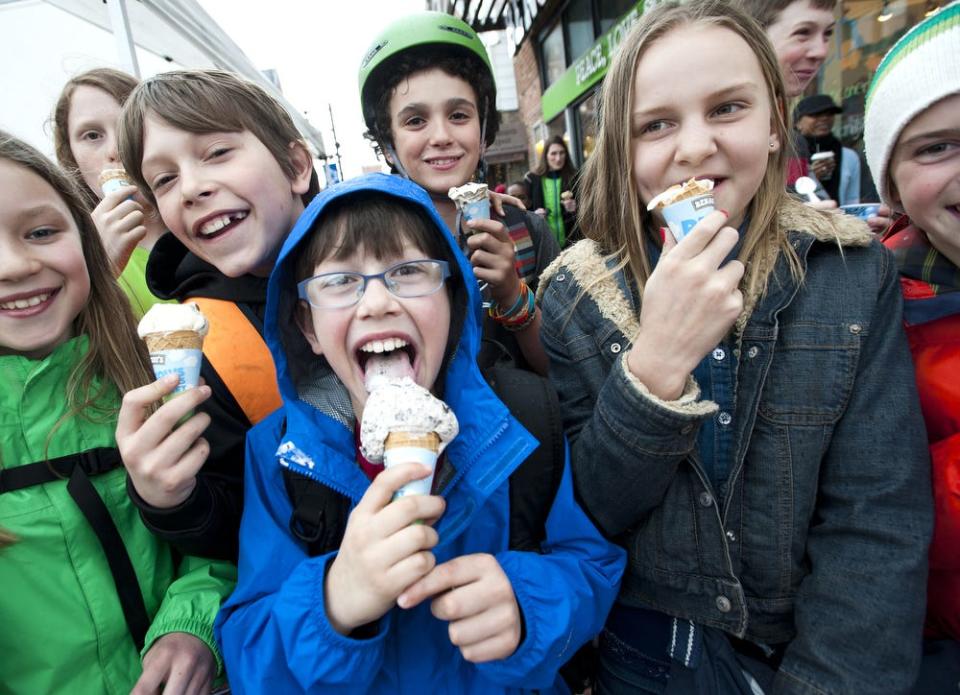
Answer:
[{"left": 265, "top": 173, "right": 530, "bottom": 504}]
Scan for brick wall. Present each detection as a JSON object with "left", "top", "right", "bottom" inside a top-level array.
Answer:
[{"left": 514, "top": 38, "right": 544, "bottom": 169}]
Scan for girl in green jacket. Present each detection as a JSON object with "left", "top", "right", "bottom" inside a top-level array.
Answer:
[{"left": 0, "top": 132, "right": 235, "bottom": 695}]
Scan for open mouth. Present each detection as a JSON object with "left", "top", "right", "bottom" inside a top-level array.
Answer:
[
  {"left": 0, "top": 288, "right": 59, "bottom": 316},
  {"left": 357, "top": 336, "right": 418, "bottom": 389},
  {"left": 196, "top": 211, "right": 249, "bottom": 240}
]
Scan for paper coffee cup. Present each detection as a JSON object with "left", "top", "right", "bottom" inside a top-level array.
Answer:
[
  {"left": 660, "top": 193, "right": 716, "bottom": 242},
  {"left": 383, "top": 431, "right": 440, "bottom": 499},
  {"left": 143, "top": 330, "right": 204, "bottom": 398}
]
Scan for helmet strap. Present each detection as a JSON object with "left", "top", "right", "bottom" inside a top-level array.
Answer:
[
  {"left": 383, "top": 143, "right": 410, "bottom": 180},
  {"left": 477, "top": 96, "right": 489, "bottom": 184}
]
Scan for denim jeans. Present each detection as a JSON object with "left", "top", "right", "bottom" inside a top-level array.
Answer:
[{"left": 595, "top": 623, "right": 773, "bottom": 695}]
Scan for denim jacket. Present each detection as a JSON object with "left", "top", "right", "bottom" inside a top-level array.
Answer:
[{"left": 538, "top": 201, "right": 932, "bottom": 694}]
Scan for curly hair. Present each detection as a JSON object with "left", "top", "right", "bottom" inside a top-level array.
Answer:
[{"left": 362, "top": 45, "right": 499, "bottom": 160}]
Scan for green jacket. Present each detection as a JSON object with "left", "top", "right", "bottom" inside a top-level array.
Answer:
[{"left": 0, "top": 337, "right": 236, "bottom": 695}]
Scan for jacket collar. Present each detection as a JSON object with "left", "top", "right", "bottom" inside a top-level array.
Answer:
[{"left": 537, "top": 198, "right": 874, "bottom": 340}]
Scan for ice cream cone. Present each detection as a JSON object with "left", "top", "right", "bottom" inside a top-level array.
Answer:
[
  {"left": 448, "top": 182, "right": 490, "bottom": 224},
  {"left": 138, "top": 304, "right": 209, "bottom": 398},
  {"left": 143, "top": 330, "right": 204, "bottom": 352},
  {"left": 383, "top": 431, "right": 441, "bottom": 499},
  {"left": 98, "top": 168, "right": 132, "bottom": 197},
  {"left": 385, "top": 431, "right": 440, "bottom": 452}
]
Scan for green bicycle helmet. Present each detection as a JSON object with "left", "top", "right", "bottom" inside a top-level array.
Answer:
[{"left": 359, "top": 12, "right": 498, "bottom": 150}]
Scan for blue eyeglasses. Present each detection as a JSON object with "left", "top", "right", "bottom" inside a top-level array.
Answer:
[{"left": 297, "top": 259, "right": 450, "bottom": 309}]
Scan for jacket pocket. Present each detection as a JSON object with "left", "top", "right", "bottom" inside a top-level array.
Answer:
[{"left": 757, "top": 322, "right": 860, "bottom": 425}]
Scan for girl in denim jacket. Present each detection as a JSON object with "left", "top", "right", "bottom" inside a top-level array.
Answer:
[{"left": 537, "top": 1, "right": 932, "bottom": 692}]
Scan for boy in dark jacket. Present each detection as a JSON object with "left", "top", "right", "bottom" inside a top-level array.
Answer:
[{"left": 114, "top": 69, "right": 318, "bottom": 560}]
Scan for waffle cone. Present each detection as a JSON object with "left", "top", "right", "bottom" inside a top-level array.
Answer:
[
  {"left": 385, "top": 431, "right": 440, "bottom": 452},
  {"left": 143, "top": 330, "right": 204, "bottom": 351}
]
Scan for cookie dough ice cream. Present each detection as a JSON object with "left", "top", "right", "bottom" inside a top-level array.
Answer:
[
  {"left": 360, "top": 352, "right": 459, "bottom": 498},
  {"left": 448, "top": 182, "right": 490, "bottom": 224},
  {"left": 647, "top": 178, "right": 715, "bottom": 242}
]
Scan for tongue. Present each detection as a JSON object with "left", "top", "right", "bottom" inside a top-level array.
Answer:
[{"left": 364, "top": 350, "right": 415, "bottom": 392}]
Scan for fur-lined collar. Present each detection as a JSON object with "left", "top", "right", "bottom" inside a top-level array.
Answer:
[{"left": 537, "top": 200, "right": 873, "bottom": 341}]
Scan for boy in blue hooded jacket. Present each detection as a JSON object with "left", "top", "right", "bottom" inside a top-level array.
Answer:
[{"left": 215, "top": 173, "right": 625, "bottom": 693}]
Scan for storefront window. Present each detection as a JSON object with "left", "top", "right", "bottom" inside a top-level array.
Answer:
[
  {"left": 565, "top": 0, "right": 595, "bottom": 64},
  {"left": 576, "top": 90, "right": 599, "bottom": 163},
  {"left": 599, "top": 0, "right": 638, "bottom": 33},
  {"left": 541, "top": 21, "right": 567, "bottom": 88},
  {"left": 818, "top": 0, "right": 933, "bottom": 150}
]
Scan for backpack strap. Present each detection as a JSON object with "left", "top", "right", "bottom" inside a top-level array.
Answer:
[
  {"left": 283, "top": 466, "right": 351, "bottom": 557},
  {"left": 482, "top": 364, "right": 565, "bottom": 552},
  {"left": 190, "top": 297, "right": 282, "bottom": 426},
  {"left": 0, "top": 448, "right": 151, "bottom": 651}
]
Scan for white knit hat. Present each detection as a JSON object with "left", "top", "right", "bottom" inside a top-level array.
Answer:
[{"left": 864, "top": 1, "right": 960, "bottom": 209}]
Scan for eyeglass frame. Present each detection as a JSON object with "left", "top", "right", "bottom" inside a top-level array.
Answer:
[{"left": 296, "top": 259, "right": 451, "bottom": 309}]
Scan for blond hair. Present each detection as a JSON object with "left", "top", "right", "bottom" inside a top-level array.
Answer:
[
  {"left": 118, "top": 69, "right": 319, "bottom": 206},
  {"left": 578, "top": 0, "right": 801, "bottom": 309},
  {"left": 51, "top": 68, "right": 140, "bottom": 210}
]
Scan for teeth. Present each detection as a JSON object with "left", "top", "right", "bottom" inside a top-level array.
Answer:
[
  {"left": 359, "top": 337, "right": 409, "bottom": 354},
  {"left": 198, "top": 211, "right": 247, "bottom": 236},
  {"left": 0, "top": 292, "right": 51, "bottom": 310}
]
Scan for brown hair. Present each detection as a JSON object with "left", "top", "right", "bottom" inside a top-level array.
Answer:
[
  {"left": 52, "top": 67, "right": 139, "bottom": 209},
  {"left": 294, "top": 192, "right": 455, "bottom": 283},
  {"left": 0, "top": 132, "right": 153, "bottom": 429},
  {"left": 578, "top": 0, "right": 801, "bottom": 306},
  {"left": 734, "top": 0, "right": 837, "bottom": 28},
  {"left": 118, "top": 69, "right": 319, "bottom": 206},
  {"left": 533, "top": 134, "right": 578, "bottom": 183},
  {"left": 362, "top": 47, "right": 499, "bottom": 163}
]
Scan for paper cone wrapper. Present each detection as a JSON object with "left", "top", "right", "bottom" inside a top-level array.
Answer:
[
  {"left": 143, "top": 331, "right": 204, "bottom": 396},
  {"left": 98, "top": 169, "right": 133, "bottom": 197},
  {"left": 660, "top": 194, "right": 715, "bottom": 242},
  {"left": 384, "top": 431, "right": 440, "bottom": 498},
  {"left": 459, "top": 198, "right": 490, "bottom": 223}
]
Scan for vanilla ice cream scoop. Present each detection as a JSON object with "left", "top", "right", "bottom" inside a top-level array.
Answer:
[
  {"left": 447, "top": 182, "right": 488, "bottom": 205},
  {"left": 646, "top": 178, "right": 715, "bottom": 211},
  {"left": 359, "top": 377, "right": 459, "bottom": 463},
  {"left": 137, "top": 303, "right": 209, "bottom": 339}
]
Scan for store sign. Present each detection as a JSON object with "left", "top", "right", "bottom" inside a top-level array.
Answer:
[{"left": 541, "top": 1, "right": 644, "bottom": 122}]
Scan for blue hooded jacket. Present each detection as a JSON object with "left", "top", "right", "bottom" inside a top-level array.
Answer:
[{"left": 214, "top": 174, "right": 624, "bottom": 693}]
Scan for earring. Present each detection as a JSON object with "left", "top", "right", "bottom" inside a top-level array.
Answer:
[{"left": 769, "top": 140, "right": 777, "bottom": 149}]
